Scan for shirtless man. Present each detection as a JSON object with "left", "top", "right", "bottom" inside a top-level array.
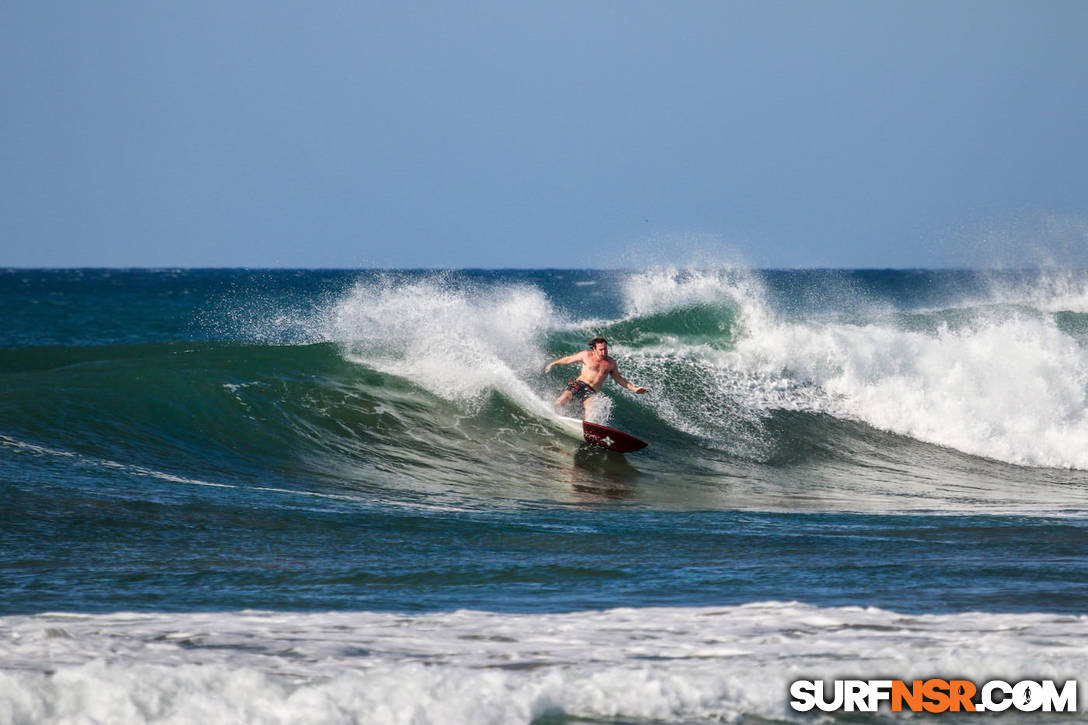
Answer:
[{"left": 545, "top": 337, "right": 649, "bottom": 416}]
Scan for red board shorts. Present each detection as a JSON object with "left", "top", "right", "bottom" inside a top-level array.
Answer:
[{"left": 565, "top": 379, "right": 597, "bottom": 403}]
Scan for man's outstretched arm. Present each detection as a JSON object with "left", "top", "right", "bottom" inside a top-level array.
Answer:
[
  {"left": 545, "top": 351, "right": 585, "bottom": 373},
  {"left": 610, "top": 368, "right": 649, "bottom": 394}
]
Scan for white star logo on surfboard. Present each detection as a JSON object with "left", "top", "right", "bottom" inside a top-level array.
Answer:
[{"left": 556, "top": 416, "right": 648, "bottom": 454}]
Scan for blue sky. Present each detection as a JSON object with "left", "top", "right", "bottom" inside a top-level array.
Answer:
[{"left": 2, "top": 1, "right": 1086, "bottom": 268}]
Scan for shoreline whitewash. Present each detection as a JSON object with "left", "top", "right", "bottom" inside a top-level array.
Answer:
[{"left": 3, "top": 603, "right": 1087, "bottom": 724}]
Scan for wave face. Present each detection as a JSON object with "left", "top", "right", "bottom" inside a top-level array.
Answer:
[
  {"left": 6, "top": 269, "right": 1088, "bottom": 480},
  {"left": 4, "top": 268, "right": 1088, "bottom": 722}
]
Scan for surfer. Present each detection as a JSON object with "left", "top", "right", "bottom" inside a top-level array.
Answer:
[{"left": 545, "top": 337, "right": 649, "bottom": 416}]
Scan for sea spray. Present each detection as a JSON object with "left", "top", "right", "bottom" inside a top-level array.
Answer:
[
  {"left": 327, "top": 274, "right": 559, "bottom": 417},
  {"left": 614, "top": 266, "right": 784, "bottom": 460},
  {"left": 607, "top": 266, "right": 1088, "bottom": 468},
  {"left": 736, "top": 289, "right": 1088, "bottom": 469}
]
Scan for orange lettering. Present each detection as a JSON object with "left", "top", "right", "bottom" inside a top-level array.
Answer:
[
  {"left": 892, "top": 680, "right": 924, "bottom": 712},
  {"left": 922, "top": 679, "right": 951, "bottom": 713},
  {"left": 948, "top": 680, "right": 977, "bottom": 712}
]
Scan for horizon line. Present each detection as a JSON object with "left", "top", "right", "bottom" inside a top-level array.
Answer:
[{"left": 4, "top": 265, "right": 1086, "bottom": 273}]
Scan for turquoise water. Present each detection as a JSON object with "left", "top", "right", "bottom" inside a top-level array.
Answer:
[{"left": 3, "top": 268, "right": 1088, "bottom": 723}]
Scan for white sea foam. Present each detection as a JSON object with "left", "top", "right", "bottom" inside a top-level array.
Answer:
[
  {"left": 618, "top": 266, "right": 1088, "bottom": 469},
  {"left": 216, "top": 274, "right": 562, "bottom": 421},
  {"left": 738, "top": 310, "right": 1088, "bottom": 468},
  {"left": 328, "top": 275, "right": 559, "bottom": 418},
  {"left": 2, "top": 604, "right": 1085, "bottom": 724}
]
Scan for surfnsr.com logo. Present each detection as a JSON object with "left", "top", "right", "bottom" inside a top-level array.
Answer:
[{"left": 790, "top": 679, "right": 1078, "bottom": 713}]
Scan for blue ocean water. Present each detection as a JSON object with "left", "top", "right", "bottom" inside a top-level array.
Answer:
[{"left": 3, "top": 268, "right": 1088, "bottom": 723}]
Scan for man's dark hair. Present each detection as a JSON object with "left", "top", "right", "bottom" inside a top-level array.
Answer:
[{"left": 588, "top": 337, "right": 608, "bottom": 349}]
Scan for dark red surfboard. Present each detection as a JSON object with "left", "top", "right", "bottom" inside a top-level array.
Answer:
[{"left": 581, "top": 420, "right": 648, "bottom": 453}]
